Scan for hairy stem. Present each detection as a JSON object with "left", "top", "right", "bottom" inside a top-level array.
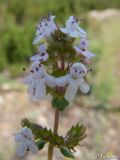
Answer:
[{"left": 48, "top": 108, "right": 60, "bottom": 160}]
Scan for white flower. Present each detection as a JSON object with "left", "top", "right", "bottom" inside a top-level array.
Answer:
[
  {"left": 60, "top": 16, "right": 87, "bottom": 38},
  {"left": 56, "top": 62, "right": 89, "bottom": 102},
  {"left": 32, "top": 14, "right": 57, "bottom": 44},
  {"left": 74, "top": 38, "right": 95, "bottom": 59},
  {"left": 23, "top": 61, "right": 56, "bottom": 102},
  {"left": 30, "top": 43, "right": 49, "bottom": 62},
  {"left": 14, "top": 127, "right": 39, "bottom": 157},
  {"left": 23, "top": 61, "right": 45, "bottom": 102}
]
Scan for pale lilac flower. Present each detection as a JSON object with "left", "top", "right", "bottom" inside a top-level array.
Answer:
[
  {"left": 23, "top": 61, "right": 56, "bottom": 102},
  {"left": 32, "top": 14, "right": 57, "bottom": 44},
  {"left": 14, "top": 127, "right": 39, "bottom": 157},
  {"left": 74, "top": 38, "right": 95, "bottom": 59},
  {"left": 45, "top": 13, "right": 57, "bottom": 35},
  {"left": 56, "top": 62, "right": 89, "bottom": 101},
  {"left": 60, "top": 16, "right": 87, "bottom": 38},
  {"left": 23, "top": 61, "right": 46, "bottom": 102},
  {"left": 30, "top": 43, "right": 49, "bottom": 62}
]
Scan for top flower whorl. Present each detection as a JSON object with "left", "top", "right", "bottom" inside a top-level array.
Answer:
[{"left": 23, "top": 14, "right": 95, "bottom": 103}]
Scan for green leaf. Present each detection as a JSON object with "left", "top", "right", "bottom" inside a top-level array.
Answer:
[
  {"left": 35, "top": 140, "right": 46, "bottom": 150},
  {"left": 52, "top": 97, "right": 69, "bottom": 111},
  {"left": 39, "top": 128, "right": 52, "bottom": 141},
  {"left": 60, "top": 146, "right": 75, "bottom": 159},
  {"left": 52, "top": 134, "right": 64, "bottom": 146},
  {"left": 64, "top": 124, "right": 86, "bottom": 150},
  {"left": 21, "top": 118, "right": 31, "bottom": 127}
]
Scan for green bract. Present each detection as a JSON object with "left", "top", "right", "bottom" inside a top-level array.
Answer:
[{"left": 52, "top": 97, "right": 69, "bottom": 111}]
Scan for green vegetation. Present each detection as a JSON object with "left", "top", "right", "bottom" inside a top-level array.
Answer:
[
  {"left": 0, "top": 0, "right": 120, "bottom": 72},
  {"left": 88, "top": 13, "right": 120, "bottom": 107}
]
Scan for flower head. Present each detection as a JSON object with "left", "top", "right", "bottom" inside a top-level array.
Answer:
[
  {"left": 56, "top": 62, "right": 89, "bottom": 102},
  {"left": 23, "top": 61, "right": 46, "bottom": 102},
  {"left": 65, "top": 62, "right": 90, "bottom": 101},
  {"left": 79, "top": 37, "right": 89, "bottom": 49},
  {"left": 33, "top": 14, "right": 57, "bottom": 44},
  {"left": 60, "top": 16, "right": 87, "bottom": 38},
  {"left": 14, "top": 127, "right": 39, "bottom": 157},
  {"left": 30, "top": 43, "right": 49, "bottom": 62},
  {"left": 74, "top": 38, "right": 95, "bottom": 59},
  {"left": 23, "top": 61, "right": 56, "bottom": 102},
  {"left": 70, "top": 62, "right": 87, "bottom": 79}
]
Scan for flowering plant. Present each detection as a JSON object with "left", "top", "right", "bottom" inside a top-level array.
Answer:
[{"left": 14, "top": 13, "right": 95, "bottom": 160}]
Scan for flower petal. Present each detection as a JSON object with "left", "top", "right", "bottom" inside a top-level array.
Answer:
[
  {"left": 35, "top": 79, "right": 46, "bottom": 99},
  {"left": 30, "top": 54, "right": 43, "bottom": 61},
  {"left": 81, "top": 50, "right": 95, "bottom": 59},
  {"left": 69, "top": 31, "right": 79, "bottom": 38},
  {"left": 14, "top": 134, "right": 22, "bottom": 142},
  {"left": 44, "top": 73, "right": 56, "bottom": 87},
  {"left": 65, "top": 79, "right": 79, "bottom": 101},
  {"left": 74, "top": 46, "right": 80, "bottom": 54},
  {"left": 79, "top": 38, "right": 88, "bottom": 49},
  {"left": 22, "top": 75, "right": 33, "bottom": 85},
  {"left": 16, "top": 141, "right": 29, "bottom": 157},
  {"left": 28, "top": 141, "right": 39, "bottom": 154},
  {"left": 23, "top": 128, "right": 34, "bottom": 139},
  {"left": 78, "top": 78, "right": 90, "bottom": 94},
  {"left": 32, "top": 35, "right": 44, "bottom": 44},
  {"left": 77, "top": 27, "right": 87, "bottom": 37},
  {"left": 29, "top": 95, "right": 39, "bottom": 102},
  {"left": 30, "top": 53, "right": 49, "bottom": 62},
  {"left": 60, "top": 28, "right": 68, "bottom": 34},
  {"left": 56, "top": 75, "right": 70, "bottom": 86}
]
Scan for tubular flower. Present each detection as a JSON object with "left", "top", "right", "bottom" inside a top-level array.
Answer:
[
  {"left": 74, "top": 38, "right": 95, "bottom": 59},
  {"left": 30, "top": 43, "right": 49, "bottom": 62},
  {"left": 32, "top": 14, "right": 57, "bottom": 44},
  {"left": 14, "top": 127, "right": 39, "bottom": 157},
  {"left": 23, "top": 61, "right": 56, "bottom": 102},
  {"left": 56, "top": 62, "right": 90, "bottom": 102},
  {"left": 60, "top": 16, "right": 87, "bottom": 38}
]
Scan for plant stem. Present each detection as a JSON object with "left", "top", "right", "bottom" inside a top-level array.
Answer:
[{"left": 48, "top": 108, "right": 60, "bottom": 160}]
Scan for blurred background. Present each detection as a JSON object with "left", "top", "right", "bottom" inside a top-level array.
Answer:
[{"left": 0, "top": 0, "right": 120, "bottom": 160}]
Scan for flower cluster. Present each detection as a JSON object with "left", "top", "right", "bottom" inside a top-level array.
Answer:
[
  {"left": 14, "top": 119, "right": 86, "bottom": 158},
  {"left": 23, "top": 14, "right": 95, "bottom": 103},
  {"left": 14, "top": 14, "right": 96, "bottom": 158}
]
